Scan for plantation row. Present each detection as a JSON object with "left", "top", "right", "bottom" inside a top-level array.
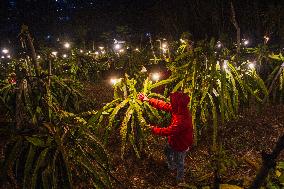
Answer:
[{"left": 0, "top": 27, "right": 284, "bottom": 188}]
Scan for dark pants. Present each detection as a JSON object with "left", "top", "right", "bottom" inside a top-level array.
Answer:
[{"left": 164, "top": 144, "right": 187, "bottom": 180}]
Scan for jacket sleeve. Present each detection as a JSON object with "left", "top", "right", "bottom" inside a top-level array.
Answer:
[
  {"left": 148, "top": 98, "right": 172, "bottom": 112},
  {"left": 151, "top": 122, "right": 184, "bottom": 136}
]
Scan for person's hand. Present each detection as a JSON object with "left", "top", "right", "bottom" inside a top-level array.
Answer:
[
  {"left": 138, "top": 93, "right": 149, "bottom": 102},
  {"left": 144, "top": 124, "right": 154, "bottom": 133},
  {"left": 149, "top": 125, "right": 154, "bottom": 133}
]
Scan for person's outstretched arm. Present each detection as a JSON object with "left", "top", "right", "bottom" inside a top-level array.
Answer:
[
  {"left": 138, "top": 93, "right": 172, "bottom": 112},
  {"left": 148, "top": 98, "right": 172, "bottom": 112}
]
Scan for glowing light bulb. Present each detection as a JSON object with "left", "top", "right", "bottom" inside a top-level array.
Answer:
[
  {"left": 80, "top": 49, "right": 83, "bottom": 53},
  {"left": 264, "top": 36, "right": 270, "bottom": 43},
  {"left": 162, "top": 43, "right": 167, "bottom": 48},
  {"left": 101, "top": 51, "right": 106, "bottom": 54},
  {"left": 135, "top": 48, "right": 140, "bottom": 52},
  {"left": 62, "top": 54, "right": 67, "bottom": 58},
  {"left": 152, "top": 73, "right": 160, "bottom": 81},
  {"left": 110, "top": 78, "right": 121, "bottom": 85},
  {"left": 1, "top": 56, "right": 5, "bottom": 59},
  {"left": 119, "top": 49, "right": 125, "bottom": 53},
  {"left": 243, "top": 39, "right": 249, "bottom": 46},
  {"left": 99, "top": 46, "right": 104, "bottom": 50},
  {"left": 2, "top": 48, "right": 9, "bottom": 54},
  {"left": 248, "top": 63, "right": 255, "bottom": 69},
  {"left": 216, "top": 41, "right": 222, "bottom": 48},
  {"left": 180, "top": 38, "right": 186, "bottom": 43},
  {"left": 51, "top": 51, "right": 58, "bottom": 56},
  {"left": 64, "top": 42, "right": 71, "bottom": 49},
  {"left": 37, "top": 55, "right": 41, "bottom": 59},
  {"left": 95, "top": 51, "right": 99, "bottom": 55},
  {"left": 114, "top": 44, "right": 121, "bottom": 50},
  {"left": 7, "top": 55, "right": 11, "bottom": 59}
]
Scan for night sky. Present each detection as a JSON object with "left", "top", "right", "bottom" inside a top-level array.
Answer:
[{"left": 0, "top": 0, "right": 283, "bottom": 48}]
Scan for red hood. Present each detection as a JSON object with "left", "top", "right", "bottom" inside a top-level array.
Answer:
[{"left": 170, "top": 92, "right": 190, "bottom": 114}]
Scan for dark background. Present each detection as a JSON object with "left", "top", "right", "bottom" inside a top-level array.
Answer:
[{"left": 0, "top": 0, "right": 283, "bottom": 48}]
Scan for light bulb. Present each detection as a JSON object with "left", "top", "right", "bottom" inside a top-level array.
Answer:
[
  {"left": 248, "top": 63, "right": 255, "bottom": 69},
  {"left": 162, "top": 43, "right": 167, "bottom": 48},
  {"left": 64, "top": 42, "right": 71, "bottom": 49},
  {"left": 2, "top": 48, "right": 9, "bottom": 54},
  {"left": 152, "top": 73, "right": 160, "bottom": 81},
  {"left": 110, "top": 78, "right": 121, "bottom": 85},
  {"left": 114, "top": 44, "right": 121, "bottom": 50},
  {"left": 51, "top": 51, "right": 58, "bottom": 56},
  {"left": 216, "top": 41, "right": 222, "bottom": 48},
  {"left": 243, "top": 39, "right": 249, "bottom": 46},
  {"left": 180, "top": 39, "right": 186, "bottom": 43},
  {"left": 264, "top": 36, "right": 270, "bottom": 43}
]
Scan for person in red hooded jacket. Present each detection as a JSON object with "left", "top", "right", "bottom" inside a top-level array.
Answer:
[{"left": 138, "top": 91, "right": 193, "bottom": 183}]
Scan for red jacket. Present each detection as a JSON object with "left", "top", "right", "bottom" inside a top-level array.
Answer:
[{"left": 149, "top": 92, "right": 193, "bottom": 152}]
